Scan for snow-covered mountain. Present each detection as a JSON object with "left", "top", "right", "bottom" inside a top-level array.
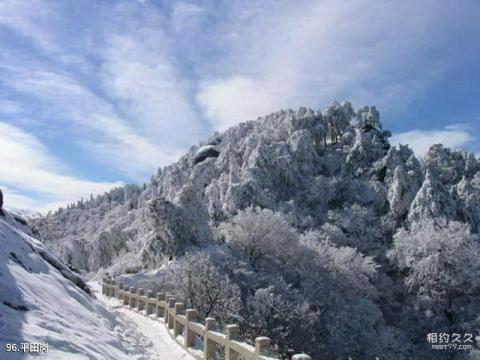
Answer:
[
  {"left": 32, "top": 102, "right": 480, "bottom": 274},
  {"left": 28, "top": 102, "right": 480, "bottom": 358},
  {"left": 0, "top": 209, "right": 178, "bottom": 359},
  {"left": 5, "top": 208, "right": 42, "bottom": 221}
]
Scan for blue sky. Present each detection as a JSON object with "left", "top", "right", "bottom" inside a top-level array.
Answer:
[{"left": 0, "top": 0, "right": 479, "bottom": 212}]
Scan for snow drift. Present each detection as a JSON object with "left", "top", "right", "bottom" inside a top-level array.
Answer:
[{"left": 0, "top": 209, "right": 154, "bottom": 359}]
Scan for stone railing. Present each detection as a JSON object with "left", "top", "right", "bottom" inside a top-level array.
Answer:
[{"left": 102, "top": 278, "right": 311, "bottom": 360}]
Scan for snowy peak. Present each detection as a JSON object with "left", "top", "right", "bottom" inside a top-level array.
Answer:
[{"left": 31, "top": 102, "right": 480, "bottom": 273}]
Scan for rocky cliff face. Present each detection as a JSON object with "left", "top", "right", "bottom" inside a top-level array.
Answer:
[{"left": 31, "top": 102, "right": 479, "bottom": 274}]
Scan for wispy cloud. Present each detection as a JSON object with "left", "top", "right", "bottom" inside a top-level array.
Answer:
[
  {"left": 2, "top": 67, "right": 170, "bottom": 179},
  {"left": 0, "top": 0, "right": 58, "bottom": 53},
  {"left": 99, "top": 4, "right": 206, "bottom": 147},
  {"left": 194, "top": 0, "right": 478, "bottom": 129},
  {"left": 196, "top": 76, "right": 278, "bottom": 131},
  {"left": 0, "top": 100, "right": 23, "bottom": 115},
  {"left": 0, "top": 122, "right": 122, "bottom": 212},
  {"left": 391, "top": 125, "right": 476, "bottom": 157},
  {"left": 1, "top": 0, "right": 208, "bottom": 180},
  {"left": 0, "top": 0, "right": 479, "bottom": 211},
  {"left": 170, "top": 1, "right": 205, "bottom": 32}
]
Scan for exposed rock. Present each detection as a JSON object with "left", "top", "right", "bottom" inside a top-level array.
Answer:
[{"left": 193, "top": 145, "right": 220, "bottom": 165}]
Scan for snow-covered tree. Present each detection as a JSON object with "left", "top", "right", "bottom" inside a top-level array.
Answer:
[
  {"left": 327, "top": 204, "right": 386, "bottom": 253},
  {"left": 298, "top": 230, "right": 379, "bottom": 299},
  {"left": 220, "top": 207, "right": 298, "bottom": 269},
  {"left": 356, "top": 105, "right": 381, "bottom": 129},
  {"left": 388, "top": 219, "right": 480, "bottom": 323},
  {"left": 166, "top": 253, "right": 241, "bottom": 322},
  {"left": 323, "top": 101, "right": 354, "bottom": 143},
  {"left": 245, "top": 285, "right": 320, "bottom": 357}
]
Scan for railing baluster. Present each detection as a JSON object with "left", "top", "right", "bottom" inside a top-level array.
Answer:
[
  {"left": 146, "top": 290, "right": 154, "bottom": 315},
  {"left": 204, "top": 318, "right": 216, "bottom": 360},
  {"left": 174, "top": 303, "right": 185, "bottom": 338},
  {"left": 123, "top": 286, "right": 129, "bottom": 305},
  {"left": 184, "top": 309, "right": 197, "bottom": 348},
  {"left": 167, "top": 297, "right": 176, "bottom": 329},
  {"left": 129, "top": 287, "right": 136, "bottom": 309},
  {"left": 254, "top": 337, "right": 271, "bottom": 360},
  {"left": 156, "top": 292, "right": 165, "bottom": 318},
  {"left": 225, "top": 324, "right": 240, "bottom": 360},
  {"left": 138, "top": 288, "right": 145, "bottom": 311},
  {"left": 118, "top": 282, "right": 123, "bottom": 300}
]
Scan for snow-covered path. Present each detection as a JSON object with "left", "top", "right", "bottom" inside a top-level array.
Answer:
[{"left": 89, "top": 282, "right": 194, "bottom": 360}]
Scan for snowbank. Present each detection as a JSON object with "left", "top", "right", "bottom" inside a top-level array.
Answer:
[{"left": 0, "top": 210, "right": 146, "bottom": 359}]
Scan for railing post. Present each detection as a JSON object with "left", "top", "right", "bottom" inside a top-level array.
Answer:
[
  {"left": 184, "top": 309, "right": 197, "bottom": 348},
  {"left": 123, "top": 286, "right": 130, "bottom": 305},
  {"left": 146, "top": 290, "right": 154, "bottom": 315},
  {"left": 167, "top": 297, "right": 176, "bottom": 329},
  {"left": 101, "top": 278, "right": 106, "bottom": 295},
  {"left": 118, "top": 282, "right": 123, "bottom": 300},
  {"left": 204, "top": 318, "right": 216, "bottom": 360},
  {"left": 225, "top": 324, "right": 240, "bottom": 360},
  {"left": 138, "top": 288, "right": 145, "bottom": 311},
  {"left": 110, "top": 279, "right": 116, "bottom": 298},
  {"left": 156, "top": 292, "right": 165, "bottom": 318},
  {"left": 104, "top": 279, "right": 110, "bottom": 297},
  {"left": 129, "top": 287, "right": 137, "bottom": 309},
  {"left": 108, "top": 279, "right": 112, "bottom": 297},
  {"left": 254, "top": 337, "right": 271, "bottom": 360},
  {"left": 164, "top": 295, "right": 172, "bottom": 322},
  {"left": 174, "top": 303, "right": 185, "bottom": 338},
  {"left": 292, "top": 354, "right": 312, "bottom": 360}
]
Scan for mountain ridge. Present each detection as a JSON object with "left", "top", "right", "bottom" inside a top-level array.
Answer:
[
  {"left": 27, "top": 101, "right": 480, "bottom": 358},
  {"left": 31, "top": 102, "right": 480, "bottom": 274}
]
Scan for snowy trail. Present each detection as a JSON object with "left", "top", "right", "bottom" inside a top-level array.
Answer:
[{"left": 89, "top": 282, "right": 194, "bottom": 360}]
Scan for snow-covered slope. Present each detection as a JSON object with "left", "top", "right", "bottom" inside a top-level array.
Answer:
[
  {"left": 0, "top": 209, "right": 177, "bottom": 359},
  {"left": 22, "top": 102, "right": 480, "bottom": 358},
  {"left": 31, "top": 102, "right": 480, "bottom": 275},
  {"left": 5, "top": 208, "right": 42, "bottom": 221}
]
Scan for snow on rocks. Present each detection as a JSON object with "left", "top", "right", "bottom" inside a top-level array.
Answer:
[{"left": 193, "top": 145, "right": 220, "bottom": 165}]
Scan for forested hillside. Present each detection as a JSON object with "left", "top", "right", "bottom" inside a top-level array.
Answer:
[{"left": 31, "top": 102, "right": 480, "bottom": 358}]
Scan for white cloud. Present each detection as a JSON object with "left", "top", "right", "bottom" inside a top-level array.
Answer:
[
  {"left": 194, "top": 0, "right": 478, "bottom": 130},
  {"left": 196, "top": 76, "right": 278, "bottom": 131},
  {"left": 390, "top": 125, "right": 476, "bottom": 156},
  {"left": 170, "top": 2, "right": 205, "bottom": 32},
  {"left": 3, "top": 67, "right": 178, "bottom": 179},
  {"left": 0, "top": 0, "right": 58, "bottom": 53},
  {"left": 100, "top": 25, "right": 205, "bottom": 146},
  {"left": 0, "top": 100, "right": 23, "bottom": 115},
  {"left": 0, "top": 122, "right": 122, "bottom": 212},
  {"left": 1, "top": 1, "right": 208, "bottom": 180}
]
